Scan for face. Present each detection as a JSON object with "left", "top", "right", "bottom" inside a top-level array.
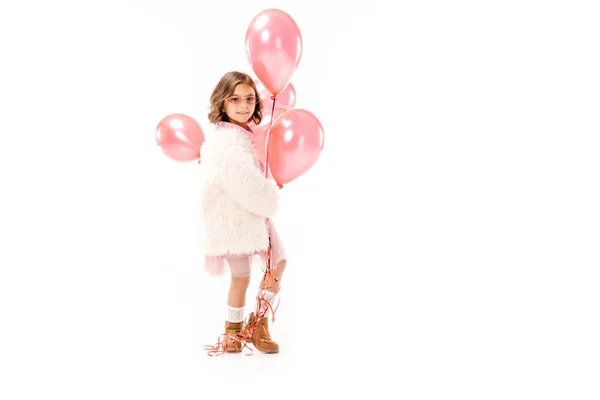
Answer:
[{"left": 223, "top": 83, "right": 257, "bottom": 127}]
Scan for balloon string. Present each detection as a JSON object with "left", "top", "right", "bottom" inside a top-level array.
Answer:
[{"left": 265, "top": 95, "right": 277, "bottom": 179}]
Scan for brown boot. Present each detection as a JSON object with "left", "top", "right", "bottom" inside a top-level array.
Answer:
[
  {"left": 247, "top": 312, "right": 279, "bottom": 354},
  {"left": 223, "top": 321, "right": 244, "bottom": 353}
]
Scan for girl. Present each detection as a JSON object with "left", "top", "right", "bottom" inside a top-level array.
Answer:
[{"left": 199, "top": 71, "right": 287, "bottom": 354}]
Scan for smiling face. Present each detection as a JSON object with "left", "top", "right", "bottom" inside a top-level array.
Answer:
[{"left": 223, "top": 83, "right": 257, "bottom": 128}]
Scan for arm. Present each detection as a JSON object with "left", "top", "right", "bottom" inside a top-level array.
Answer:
[{"left": 214, "top": 141, "right": 280, "bottom": 218}]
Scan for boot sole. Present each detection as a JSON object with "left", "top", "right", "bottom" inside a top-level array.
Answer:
[
  {"left": 250, "top": 340, "right": 279, "bottom": 354},
  {"left": 255, "top": 348, "right": 279, "bottom": 354}
]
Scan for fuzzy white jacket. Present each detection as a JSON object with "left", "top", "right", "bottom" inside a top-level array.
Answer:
[{"left": 199, "top": 122, "right": 280, "bottom": 257}]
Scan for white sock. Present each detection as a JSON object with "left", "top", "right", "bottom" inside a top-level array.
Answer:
[
  {"left": 260, "top": 291, "right": 277, "bottom": 318},
  {"left": 227, "top": 305, "right": 245, "bottom": 323}
]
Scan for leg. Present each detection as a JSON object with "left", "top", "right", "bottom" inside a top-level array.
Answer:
[
  {"left": 248, "top": 221, "right": 286, "bottom": 353},
  {"left": 248, "top": 259, "right": 286, "bottom": 354},
  {"left": 227, "top": 276, "right": 250, "bottom": 308},
  {"left": 226, "top": 256, "right": 252, "bottom": 310},
  {"left": 228, "top": 276, "right": 250, "bottom": 307},
  {"left": 260, "top": 259, "right": 286, "bottom": 294},
  {"left": 223, "top": 257, "right": 251, "bottom": 353},
  {"left": 261, "top": 219, "right": 287, "bottom": 294}
]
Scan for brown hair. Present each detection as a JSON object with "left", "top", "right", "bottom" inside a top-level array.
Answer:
[{"left": 207, "top": 71, "right": 262, "bottom": 125}]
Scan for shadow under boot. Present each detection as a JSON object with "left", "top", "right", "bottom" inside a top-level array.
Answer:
[{"left": 246, "top": 312, "right": 279, "bottom": 354}]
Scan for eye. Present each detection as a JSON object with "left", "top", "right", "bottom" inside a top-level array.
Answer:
[
  {"left": 246, "top": 97, "right": 256, "bottom": 104},
  {"left": 228, "top": 96, "right": 240, "bottom": 104}
]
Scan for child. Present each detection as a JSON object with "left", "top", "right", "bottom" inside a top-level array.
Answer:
[{"left": 199, "top": 71, "right": 287, "bottom": 354}]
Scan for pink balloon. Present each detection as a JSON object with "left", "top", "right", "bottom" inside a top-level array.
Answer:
[
  {"left": 155, "top": 114, "right": 204, "bottom": 162},
  {"left": 246, "top": 9, "right": 302, "bottom": 95},
  {"left": 267, "top": 109, "right": 324, "bottom": 185},
  {"left": 251, "top": 107, "right": 289, "bottom": 164},
  {"left": 256, "top": 80, "right": 296, "bottom": 111}
]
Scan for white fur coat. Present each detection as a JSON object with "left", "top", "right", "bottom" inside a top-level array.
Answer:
[{"left": 199, "top": 123, "right": 280, "bottom": 257}]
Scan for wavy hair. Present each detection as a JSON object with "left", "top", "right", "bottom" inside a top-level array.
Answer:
[{"left": 207, "top": 71, "right": 262, "bottom": 126}]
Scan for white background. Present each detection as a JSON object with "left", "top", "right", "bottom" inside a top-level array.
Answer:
[{"left": 1, "top": 0, "right": 599, "bottom": 398}]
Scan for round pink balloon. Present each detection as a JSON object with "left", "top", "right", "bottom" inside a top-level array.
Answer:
[
  {"left": 246, "top": 9, "right": 302, "bottom": 95},
  {"left": 267, "top": 109, "right": 324, "bottom": 185},
  {"left": 251, "top": 107, "right": 289, "bottom": 164},
  {"left": 256, "top": 80, "right": 296, "bottom": 111},
  {"left": 155, "top": 114, "right": 204, "bottom": 162}
]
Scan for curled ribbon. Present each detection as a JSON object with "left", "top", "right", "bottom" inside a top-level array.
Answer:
[{"left": 204, "top": 234, "right": 280, "bottom": 356}]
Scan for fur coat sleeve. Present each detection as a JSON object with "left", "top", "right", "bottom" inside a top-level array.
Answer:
[{"left": 201, "top": 125, "right": 279, "bottom": 218}]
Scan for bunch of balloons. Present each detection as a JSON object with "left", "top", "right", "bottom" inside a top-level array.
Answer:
[{"left": 155, "top": 9, "right": 324, "bottom": 187}]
